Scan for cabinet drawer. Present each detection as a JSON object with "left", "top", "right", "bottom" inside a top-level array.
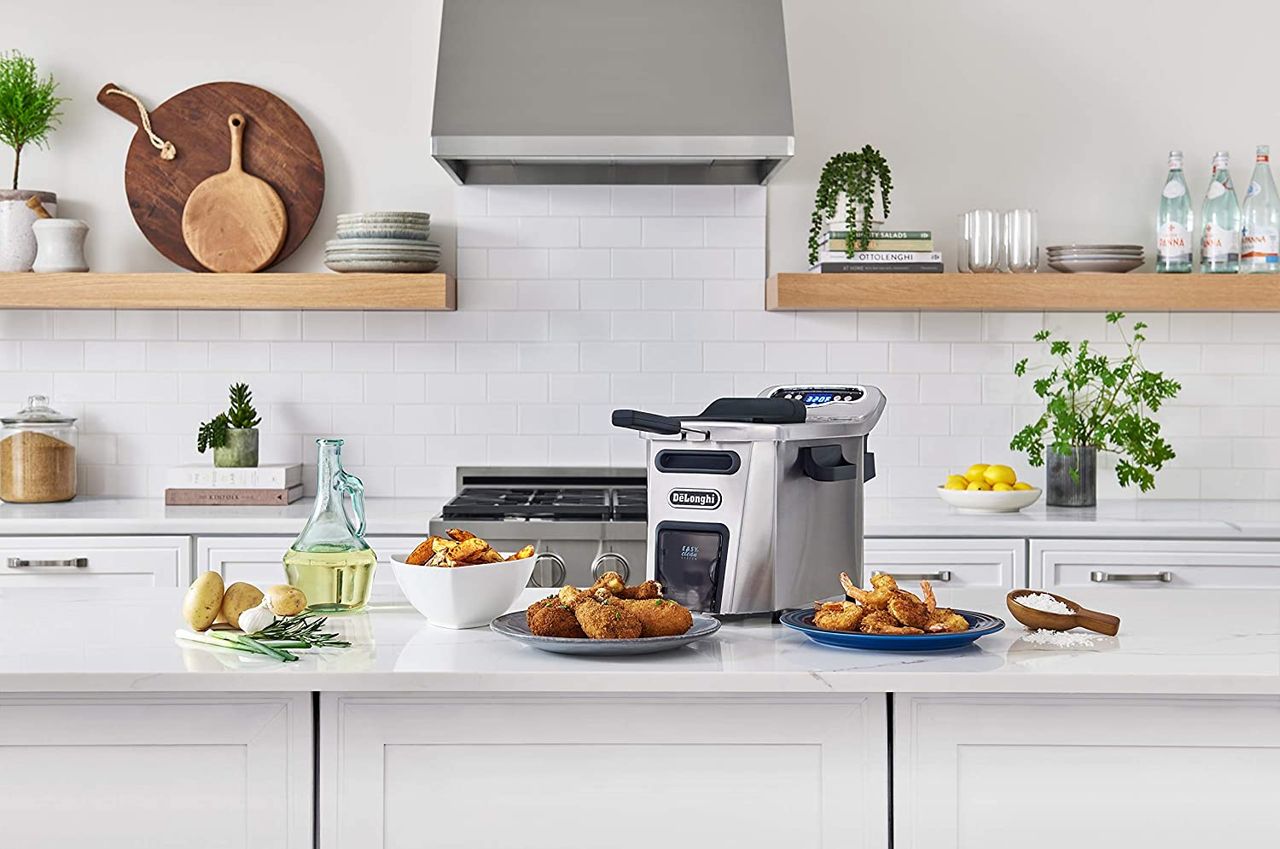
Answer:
[
  {"left": 1031, "top": 539, "right": 1280, "bottom": 590},
  {"left": 197, "top": 536, "right": 422, "bottom": 588},
  {"left": 864, "top": 538, "right": 1024, "bottom": 589},
  {"left": 0, "top": 536, "right": 189, "bottom": 587}
]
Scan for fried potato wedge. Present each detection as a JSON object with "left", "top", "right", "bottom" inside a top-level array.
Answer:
[
  {"left": 406, "top": 536, "right": 449, "bottom": 565},
  {"left": 446, "top": 528, "right": 477, "bottom": 542},
  {"left": 450, "top": 536, "right": 493, "bottom": 564},
  {"left": 506, "top": 544, "right": 536, "bottom": 562}
]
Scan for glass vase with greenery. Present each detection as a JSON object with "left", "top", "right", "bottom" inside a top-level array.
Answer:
[
  {"left": 1010, "top": 312, "right": 1181, "bottom": 504},
  {"left": 0, "top": 51, "right": 66, "bottom": 190},
  {"left": 807, "top": 145, "right": 892, "bottom": 266}
]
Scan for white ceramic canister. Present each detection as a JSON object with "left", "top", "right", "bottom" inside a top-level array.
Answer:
[
  {"left": 32, "top": 219, "right": 89, "bottom": 273},
  {"left": 0, "top": 190, "right": 57, "bottom": 272}
]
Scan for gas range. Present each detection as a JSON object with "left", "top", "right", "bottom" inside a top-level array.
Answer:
[{"left": 429, "top": 467, "right": 648, "bottom": 588}]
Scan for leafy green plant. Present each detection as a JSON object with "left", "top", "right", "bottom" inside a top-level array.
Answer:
[
  {"left": 807, "top": 145, "right": 893, "bottom": 266},
  {"left": 0, "top": 51, "right": 66, "bottom": 190},
  {"left": 197, "top": 383, "right": 262, "bottom": 453},
  {"left": 1010, "top": 312, "right": 1181, "bottom": 492}
]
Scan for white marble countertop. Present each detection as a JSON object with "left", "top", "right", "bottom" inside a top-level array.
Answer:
[
  {"left": 2, "top": 587, "right": 1276, "bottom": 695},
  {"left": 3, "top": 496, "right": 1280, "bottom": 539}
]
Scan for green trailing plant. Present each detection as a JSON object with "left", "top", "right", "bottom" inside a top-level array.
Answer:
[
  {"left": 0, "top": 51, "right": 66, "bottom": 190},
  {"left": 807, "top": 145, "right": 893, "bottom": 266},
  {"left": 1010, "top": 312, "right": 1181, "bottom": 492},
  {"left": 197, "top": 382, "right": 262, "bottom": 453}
]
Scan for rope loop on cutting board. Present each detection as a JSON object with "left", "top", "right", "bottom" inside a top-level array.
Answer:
[{"left": 104, "top": 87, "right": 177, "bottom": 160}]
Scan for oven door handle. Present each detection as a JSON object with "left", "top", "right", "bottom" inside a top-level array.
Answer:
[{"left": 800, "top": 445, "right": 860, "bottom": 482}]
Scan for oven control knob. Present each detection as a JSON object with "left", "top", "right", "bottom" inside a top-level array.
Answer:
[
  {"left": 531, "top": 552, "right": 567, "bottom": 588},
  {"left": 590, "top": 552, "right": 631, "bottom": 583}
]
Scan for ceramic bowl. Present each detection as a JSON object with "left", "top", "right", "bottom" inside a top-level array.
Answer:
[
  {"left": 337, "top": 211, "right": 430, "bottom": 225},
  {"left": 325, "top": 257, "right": 440, "bottom": 273},
  {"left": 325, "top": 238, "right": 439, "bottom": 251},
  {"left": 936, "top": 486, "right": 1042, "bottom": 513},
  {"left": 1048, "top": 257, "right": 1144, "bottom": 274},
  {"left": 391, "top": 552, "right": 537, "bottom": 629},
  {"left": 334, "top": 226, "right": 431, "bottom": 242}
]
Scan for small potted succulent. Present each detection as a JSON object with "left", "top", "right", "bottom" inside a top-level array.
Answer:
[
  {"left": 0, "top": 51, "right": 65, "bottom": 272},
  {"left": 197, "top": 383, "right": 262, "bottom": 468},
  {"left": 1010, "top": 312, "right": 1181, "bottom": 506}
]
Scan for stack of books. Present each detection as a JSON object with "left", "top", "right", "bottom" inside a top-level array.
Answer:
[
  {"left": 811, "top": 225, "right": 942, "bottom": 273},
  {"left": 165, "top": 464, "right": 304, "bottom": 506}
]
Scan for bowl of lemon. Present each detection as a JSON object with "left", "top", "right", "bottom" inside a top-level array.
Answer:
[{"left": 937, "top": 464, "right": 1042, "bottom": 513}]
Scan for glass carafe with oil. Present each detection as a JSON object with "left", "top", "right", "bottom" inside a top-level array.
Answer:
[{"left": 283, "top": 439, "right": 377, "bottom": 612}]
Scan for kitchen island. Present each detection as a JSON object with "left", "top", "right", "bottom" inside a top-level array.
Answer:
[{"left": 2, "top": 586, "right": 1277, "bottom": 848}]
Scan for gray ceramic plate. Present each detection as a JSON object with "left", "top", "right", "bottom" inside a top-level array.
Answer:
[
  {"left": 324, "top": 258, "right": 440, "bottom": 273},
  {"left": 490, "top": 611, "right": 722, "bottom": 655},
  {"left": 1048, "top": 257, "right": 1144, "bottom": 274},
  {"left": 337, "top": 211, "right": 430, "bottom": 223}
]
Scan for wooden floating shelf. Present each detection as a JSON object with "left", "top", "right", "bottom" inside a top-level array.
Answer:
[
  {"left": 0, "top": 272, "right": 455, "bottom": 311},
  {"left": 767, "top": 272, "right": 1280, "bottom": 312}
]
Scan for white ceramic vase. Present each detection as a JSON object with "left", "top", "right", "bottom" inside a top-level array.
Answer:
[
  {"left": 0, "top": 190, "right": 57, "bottom": 272},
  {"left": 32, "top": 219, "right": 89, "bottom": 273}
]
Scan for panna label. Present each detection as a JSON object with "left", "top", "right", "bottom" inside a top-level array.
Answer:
[
  {"left": 1157, "top": 222, "right": 1191, "bottom": 260},
  {"left": 1162, "top": 181, "right": 1186, "bottom": 199},
  {"left": 1207, "top": 180, "right": 1228, "bottom": 200},
  {"left": 1202, "top": 221, "right": 1242, "bottom": 260},
  {"left": 1241, "top": 226, "right": 1280, "bottom": 263},
  {"left": 668, "top": 488, "right": 722, "bottom": 509}
]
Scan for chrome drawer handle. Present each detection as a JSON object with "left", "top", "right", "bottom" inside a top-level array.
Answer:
[
  {"left": 875, "top": 570, "right": 952, "bottom": 582},
  {"left": 7, "top": 557, "right": 89, "bottom": 569},
  {"left": 590, "top": 552, "right": 632, "bottom": 583},
  {"left": 1090, "top": 570, "right": 1173, "bottom": 583},
  {"left": 531, "top": 552, "right": 567, "bottom": 588}
]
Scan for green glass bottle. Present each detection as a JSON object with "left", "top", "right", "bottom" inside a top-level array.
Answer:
[{"left": 283, "top": 439, "right": 376, "bottom": 612}]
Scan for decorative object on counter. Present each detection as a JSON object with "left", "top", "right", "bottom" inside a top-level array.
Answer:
[
  {"left": 324, "top": 211, "right": 439, "bottom": 273},
  {"left": 181, "top": 113, "right": 287, "bottom": 272},
  {"left": 807, "top": 145, "right": 893, "bottom": 267},
  {"left": 1155, "top": 150, "right": 1194, "bottom": 273},
  {"left": 937, "top": 463, "right": 1040, "bottom": 513},
  {"left": 1240, "top": 144, "right": 1280, "bottom": 273},
  {"left": 1047, "top": 243, "right": 1144, "bottom": 273},
  {"left": 1199, "top": 150, "right": 1240, "bottom": 273},
  {"left": 283, "top": 438, "right": 377, "bottom": 613},
  {"left": 392, "top": 529, "right": 536, "bottom": 630},
  {"left": 167, "top": 463, "right": 301, "bottom": 490},
  {"left": 164, "top": 486, "right": 301, "bottom": 506},
  {"left": 1003, "top": 208, "right": 1038, "bottom": 272},
  {"left": 809, "top": 223, "right": 940, "bottom": 273},
  {"left": 1011, "top": 312, "right": 1180, "bottom": 506},
  {"left": 0, "top": 394, "right": 76, "bottom": 503},
  {"left": 97, "top": 81, "right": 323, "bottom": 272},
  {"left": 0, "top": 51, "right": 64, "bottom": 272},
  {"left": 177, "top": 579, "right": 351, "bottom": 663},
  {"left": 1006, "top": 589, "right": 1120, "bottom": 636},
  {"left": 959, "top": 208, "right": 999, "bottom": 272},
  {"left": 32, "top": 217, "right": 89, "bottom": 272},
  {"left": 196, "top": 382, "right": 261, "bottom": 468}
]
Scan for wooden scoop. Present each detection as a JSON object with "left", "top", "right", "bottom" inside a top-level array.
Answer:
[
  {"left": 181, "top": 113, "right": 286, "bottom": 272},
  {"left": 1006, "top": 589, "right": 1120, "bottom": 636}
]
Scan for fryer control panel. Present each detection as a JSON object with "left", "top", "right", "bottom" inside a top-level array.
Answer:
[{"left": 766, "top": 385, "right": 865, "bottom": 407}]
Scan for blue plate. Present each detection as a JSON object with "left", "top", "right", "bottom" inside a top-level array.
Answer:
[{"left": 780, "top": 608, "right": 1004, "bottom": 652}]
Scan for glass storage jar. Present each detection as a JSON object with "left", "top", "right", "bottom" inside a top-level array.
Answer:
[{"left": 0, "top": 395, "right": 78, "bottom": 503}]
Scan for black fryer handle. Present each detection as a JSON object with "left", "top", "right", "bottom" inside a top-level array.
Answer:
[
  {"left": 800, "top": 445, "right": 860, "bottom": 482},
  {"left": 612, "top": 409, "right": 683, "bottom": 435}
]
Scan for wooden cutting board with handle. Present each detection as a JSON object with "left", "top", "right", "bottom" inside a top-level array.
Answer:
[
  {"left": 181, "top": 113, "right": 287, "bottom": 272},
  {"left": 98, "top": 81, "right": 324, "bottom": 271}
]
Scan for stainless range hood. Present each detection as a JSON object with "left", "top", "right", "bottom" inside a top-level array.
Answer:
[{"left": 431, "top": 0, "right": 794, "bottom": 185}]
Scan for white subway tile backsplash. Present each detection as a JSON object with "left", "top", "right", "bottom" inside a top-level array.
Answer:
[
  {"left": 84, "top": 341, "right": 146, "bottom": 372},
  {"left": 580, "top": 280, "right": 642, "bottom": 311},
  {"left": 705, "top": 217, "right": 765, "bottom": 248},
  {"left": 734, "top": 186, "right": 767, "bottom": 217},
  {"left": 53, "top": 310, "right": 115, "bottom": 340},
  {"left": 550, "top": 373, "right": 610, "bottom": 403},
  {"left": 487, "top": 311, "right": 549, "bottom": 342},
  {"left": 208, "top": 341, "right": 273, "bottom": 373},
  {"left": 611, "top": 372, "right": 673, "bottom": 404},
  {"left": 579, "top": 342, "right": 641, "bottom": 372},
  {"left": 519, "top": 343, "right": 579, "bottom": 373},
  {"left": 642, "top": 342, "right": 703, "bottom": 373},
  {"left": 517, "top": 280, "right": 579, "bottom": 311},
  {"left": 488, "top": 373, "right": 549, "bottom": 403},
  {"left": 365, "top": 312, "right": 426, "bottom": 341},
  {"left": 672, "top": 248, "right": 734, "bottom": 278},
  {"left": 302, "top": 311, "right": 366, "bottom": 342},
  {"left": 641, "top": 218, "right": 704, "bottom": 248},
  {"left": 239, "top": 311, "right": 300, "bottom": 341},
  {"left": 23, "top": 340, "right": 84, "bottom": 371},
  {"left": 518, "top": 217, "right": 579, "bottom": 248},
  {"left": 487, "top": 186, "right": 549, "bottom": 217},
  {"left": 143, "top": 341, "right": 206, "bottom": 371},
  {"left": 828, "top": 342, "right": 889, "bottom": 373},
  {"left": 610, "top": 311, "right": 672, "bottom": 341},
  {"left": 702, "top": 279, "right": 757, "bottom": 310},
  {"left": 643, "top": 280, "right": 703, "bottom": 311},
  {"left": 550, "top": 186, "right": 611, "bottom": 216},
  {"left": 116, "top": 310, "right": 178, "bottom": 340},
  {"left": 456, "top": 341, "right": 517, "bottom": 373},
  {"left": 611, "top": 248, "right": 672, "bottom": 279},
  {"left": 178, "top": 311, "right": 240, "bottom": 340},
  {"left": 764, "top": 342, "right": 826, "bottom": 372},
  {"left": 889, "top": 342, "right": 950, "bottom": 373},
  {"left": 611, "top": 186, "right": 672, "bottom": 216},
  {"left": 0, "top": 309, "right": 51, "bottom": 339},
  {"left": 268, "top": 342, "right": 330, "bottom": 372},
  {"left": 671, "top": 186, "right": 734, "bottom": 216},
  {"left": 550, "top": 311, "right": 614, "bottom": 341},
  {"left": 704, "top": 342, "right": 763, "bottom": 372},
  {"left": 733, "top": 248, "right": 766, "bottom": 279},
  {"left": 365, "top": 373, "right": 426, "bottom": 404},
  {"left": 580, "top": 217, "right": 642, "bottom": 247},
  {"left": 393, "top": 342, "right": 456, "bottom": 372},
  {"left": 549, "top": 248, "right": 611, "bottom": 278},
  {"left": 487, "top": 248, "right": 550, "bottom": 279}
]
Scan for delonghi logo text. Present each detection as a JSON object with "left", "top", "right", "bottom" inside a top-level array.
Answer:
[{"left": 668, "top": 488, "right": 721, "bottom": 509}]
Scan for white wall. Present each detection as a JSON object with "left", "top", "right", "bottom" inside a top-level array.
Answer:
[{"left": 4, "top": 0, "right": 1279, "bottom": 501}]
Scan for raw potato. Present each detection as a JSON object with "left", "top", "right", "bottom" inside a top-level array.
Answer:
[
  {"left": 183, "top": 571, "right": 226, "bottom": 632},
  {"left": 266, "top": 584, "right": 307, "bottom": 616},
  {"left": 220, "top": 582, "right": 265, "bottom": 629}
]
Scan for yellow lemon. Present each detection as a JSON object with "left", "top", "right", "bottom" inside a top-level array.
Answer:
[
  {"left": 1013, "top": 481, "right": 1033, "bottom": 491},
  {"left": 964, "top": 463, "right": 989, "bottom": 483},
  {"left": 992, "top": 482, "right": 1013, "bottom": 492},
  {"left": 943, "top": 474, "right": 969, "bottom": 490},
  {"left": 966, "top": 480, "right": 992, "bottom": 491},
  {"left": 983, "top": 464, "right": 1017, "bottom": 486}
]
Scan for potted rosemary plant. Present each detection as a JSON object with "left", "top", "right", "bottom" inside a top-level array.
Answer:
[
  {"left": 1010, "top": 312, "right": 1181, "bottom": 506},
  {"left": 197, "top": 383, "right": 262, "bottom": 468},
  {"left": 0, "top": 51, "right": 65, "bottom": 272},
  {"left": 807, "top": 145, "right": 893, "bottom": 266}
]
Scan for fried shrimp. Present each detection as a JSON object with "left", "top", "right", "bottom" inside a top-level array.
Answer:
[
  {"left": 859, "top": 609, "right": 925, "bottom": 635},
  {"left": 813, "top": 600, "right": 865, "bottom": 632},
  {"left": 526, "top": 595, "right": 587, "bottom": 638},
  {"left": 886, "top": 590, "right": 931, "bottom": 629},
  {"left": 921, "top": 580, "right": 937, "bottom": 614},
  {"left": 620, "top": 598, "right": 693, "bottom": 637},
  {"left": 840, "top": 571, "right": 897, "bottom": 609},
  {"left": 925, "top": 609, "right": 970, "bottom": 633}
]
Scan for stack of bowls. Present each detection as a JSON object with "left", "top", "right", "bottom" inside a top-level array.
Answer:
[
  {"left": 1047, "top": 244, "right": 1144, "bottom": 274},
  {"left": 325, "top": 212, "right": 440, "bottom": 273}
]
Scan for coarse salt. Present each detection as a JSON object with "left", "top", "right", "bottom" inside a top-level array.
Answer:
[
  {"left": 1016, "top": 592, "right": 1075, "bottom": 615},
  {"left": 1023, "top": 628, "right": 1099, "bottom": 648}
]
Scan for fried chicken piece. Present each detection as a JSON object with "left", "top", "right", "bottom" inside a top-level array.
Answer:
[
  {"left": 840, "top": 571, "right": 897, "bottom": 609},
  {"left": 558, "top": 586, "right": 643, "bottom": 639},
  {"left": 621, "top": 598, "right": 693, "bottom": 637},
  {"left": 526, "top": 595, "right": 587, "bottom": 638},
  {"left": 925, "top": 609, "right": 970, "bottom": 634},
  {"left": 859, "top": 609, "right": 924, "bottom": 635},
  {"left": 588, "top": 571, "right": 663, "bottom": 600},
  {"left": 886, "top": 590, "right": 931, "bottom": 629},
  {"left": 812, "top": 600, "right": 865, "bottom": 632}
]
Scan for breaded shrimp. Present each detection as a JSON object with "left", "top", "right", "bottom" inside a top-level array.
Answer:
[
  {"left": 925, "top": 609, "right": 970, "bottom": 633},
  {"left": 813, "top": 600, "right": 865, "bottom": 632},
  {"left": 859, "top": 609, "right": 925, "bottom": 635},
  {"left": 840, "top": 571, "right": 896, "bottom": 609},
  {"left": 886, "top": 590, "right": 931, "bottom": 629}
]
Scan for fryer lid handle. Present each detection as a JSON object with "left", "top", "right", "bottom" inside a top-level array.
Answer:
[{"left": 611, "top": 409, "right": 683, "bottom": 435}]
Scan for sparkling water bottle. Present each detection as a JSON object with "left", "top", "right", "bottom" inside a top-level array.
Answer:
[
  {"left": 1240, "top": 144, "right": 1280, "bottom": 273},
  {"left": 1200, "top": 151, "right": 1241, "bottom": 273},
  {"left": 1155, "top": 150, "right": 1194, "bottom": 273}
]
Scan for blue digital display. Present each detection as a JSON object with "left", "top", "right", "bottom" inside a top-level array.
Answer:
[{"left": 803, "top": 393, "right": 834, "bottom": 405}]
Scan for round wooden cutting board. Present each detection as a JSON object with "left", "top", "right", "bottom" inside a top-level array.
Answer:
[{"left": 98, "top": 81, "right": 324, "bottom": 271}]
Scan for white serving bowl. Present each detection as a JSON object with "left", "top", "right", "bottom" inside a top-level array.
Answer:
[
  {"left": 936, "top": 486, "right": 1042, "bottom": 514},
  {"left": 391, "top": 552, "right": 537, "bottom": 629}
]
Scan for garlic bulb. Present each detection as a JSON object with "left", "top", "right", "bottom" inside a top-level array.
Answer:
[{"left": 237, "top": 602, "right": 276, "bottom": 635}]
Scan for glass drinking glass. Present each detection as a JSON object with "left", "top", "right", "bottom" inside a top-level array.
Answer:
[
  {"left": 965, "top": 209, "right": 1000, "bottom": 273},
  {"left": 1003, "top": 209, "right": 1038, "bottom": 273},
  {"left": 955, "top": 213, "right": 971, "bottom": 272}
]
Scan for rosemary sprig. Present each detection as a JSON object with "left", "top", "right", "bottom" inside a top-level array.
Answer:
[{"left": 251, "top": 614, "right": 351, "bottom": 649}]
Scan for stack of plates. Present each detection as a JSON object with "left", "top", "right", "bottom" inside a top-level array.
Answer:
[
  {"left": 325, "top": 212, "right": 440, "bottom": 273},
  {"left": 1047, "top": 244, "right": 1144, "bottom": 274}
]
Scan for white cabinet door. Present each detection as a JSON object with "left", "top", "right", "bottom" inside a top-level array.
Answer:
[
  {"left": 894, "top": 694, "right": 1280, "bottom": 848},
  {"left": 1031, "top": 538, "right": 1280, "bottom": 590},
  {"left": 321, "top": 693, "right": 888, "bottom": 849},
  {"left": 864, "top": 537, "right": 1024, "bottom": 589},
  {"left": 0, "top": 535, "right": 189, "bottom": 587},
  {"left": 0, "top": 693, "right": 312, "bottom": 849},
  {"left": 197, "top": 535, "right": 421, "bottom": 587}
]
